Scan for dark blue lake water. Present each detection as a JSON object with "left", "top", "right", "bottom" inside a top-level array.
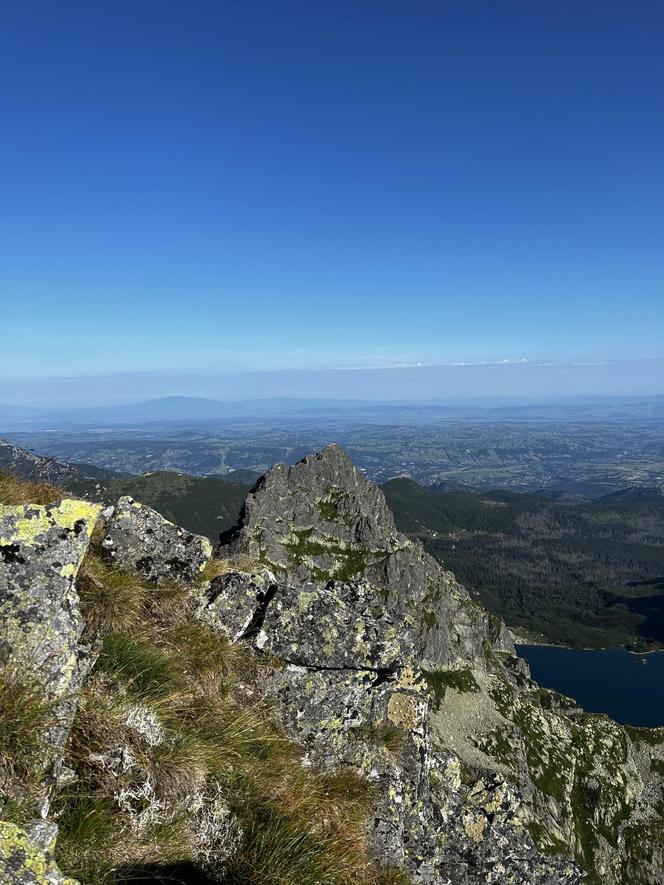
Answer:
[{"left": 516, "top": 645, "right": 664, "bottom": 727}]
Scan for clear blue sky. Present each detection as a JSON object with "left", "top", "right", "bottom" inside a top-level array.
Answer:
[{"left": 1, "top": 0, "right": 663, "bottom": 397}]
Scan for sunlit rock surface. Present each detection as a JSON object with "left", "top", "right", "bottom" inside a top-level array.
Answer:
[
  {"left": 0, "top": 820, "right": 77, "bottom": 884},
  {"left": 102, "top": 495, "right": 212, "bottom": 583},
  {"left": 0, "top": 498, "right": 100, "bottom": 816}
]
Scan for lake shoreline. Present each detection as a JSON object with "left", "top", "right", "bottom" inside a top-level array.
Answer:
[
  {"left": 510, "top": 630, "right": 664, "bottom": 655},
  {"left": 516, "top": 644, "right": 664, "bottom": 727}
]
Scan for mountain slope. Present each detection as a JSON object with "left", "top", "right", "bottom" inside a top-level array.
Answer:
[
  {"left": 0, "top": 438, "right": 253, "bottom": 542},
  {"left": 80, "top": 470, "right": 253, "bottom": 540},
  {"left": 2, "top": 446, "right": 664, "bottom": 883},
  {"left": 382, "top": 476, "right": 664, "bottom": 649},
  {"left": 0, "top": 438, "right": 117, "bottom": 485},
  {"left": 221, "top": 445, "right": 664, "bottom": 884}
]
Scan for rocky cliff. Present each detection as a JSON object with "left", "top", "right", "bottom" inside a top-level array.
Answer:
[{"left": 1, "top": 445, "right": 663, "bottom": 883}]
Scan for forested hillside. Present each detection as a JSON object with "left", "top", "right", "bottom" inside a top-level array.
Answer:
[{"left": 383, "top": 478, "right": 664, "bottom": 649}]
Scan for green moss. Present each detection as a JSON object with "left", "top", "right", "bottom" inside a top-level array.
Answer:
[
  {"left": 318, "top": 499, "right": 340, "bottom": 521},
  {"left": 422, "top": 668, "right": 479, "bottom": 708},
  {"left": 334, "top": 548, "right": 371, "bottom": 581},
  {"left": 422, "top": 610, "right": 437, "bottom": 628},
  {"left": 475, "top": 726, "right": 516, "bottom": 768},
  {"left": 569, "top": 777, "right": 601, "bottom": 879},
  {"left": 534, "top": 765, "right": 567, "bottom": 802},
  {"left": 316, "top": 490, "right": 357, "bottom": 528},
  {"left": 283, "top": 529, "right": 372, "bottom": 581}
]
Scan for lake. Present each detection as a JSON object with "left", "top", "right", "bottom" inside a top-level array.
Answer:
[{"left": 516, "top": 645, "right": 664, "bottom": 727}]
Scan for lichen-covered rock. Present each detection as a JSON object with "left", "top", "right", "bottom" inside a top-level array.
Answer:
[
  {"left": 200, "top": 571, "right": 417, "bottom": 670},
  {"left": 223, "top": 445, "right": 511, "bottom": 669},
  {"left": 0, "top": 820, "right": 77, "bottom": 884},
  {"left": 260, "top": 660, "right": 584, "bottom": 883},
  {"left": 214, "top": 446, "right": 664, "bottom": 883},
  {"left": 0, "top": 499, "right": 100, "bottom": 696},
  {"left": 102, "top": 496, "right": 211, "bottom": 584},
  {"left": 198, "top": 568, "right": 276, "bottom": 640},
  {"left": 462, "top": 661, "right": 664, "bottom": 885},
  {"left": 199, "top": 566, "right": 585, "bottom": 881},
  {"left": 0, "top": 499, "right": 100, "bottom": 816}
]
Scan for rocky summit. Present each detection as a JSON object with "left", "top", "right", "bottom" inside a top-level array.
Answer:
[{"left": 2, "top": 445, "right": 664, "bottom": 884}]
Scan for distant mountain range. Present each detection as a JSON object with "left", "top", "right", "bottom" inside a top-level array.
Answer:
[{"left": 1, "top": 393, "right": 663, "bottom": 430}]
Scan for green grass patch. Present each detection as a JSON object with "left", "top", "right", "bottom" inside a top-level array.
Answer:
[
  {"left": 422, "top": 668, "right": 479, "bottom": 708},
  {"left": 95, "top": 633, "right": 178, "bottom": 700}
]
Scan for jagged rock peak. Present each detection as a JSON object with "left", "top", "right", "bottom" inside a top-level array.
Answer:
[
  {"left": 225, "top": 444, "right": 511, "bottom": 669},
  {"left": 227, "top": 444, "right": 402, "bottom": 573}
]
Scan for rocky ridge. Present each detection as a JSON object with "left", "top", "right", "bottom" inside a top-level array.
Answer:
[{"left": 1, "top": 445, "right": 663, "bottom": 883}]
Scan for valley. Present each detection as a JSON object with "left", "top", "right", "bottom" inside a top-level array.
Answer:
[{"left": 3, "top": 397, "right": 664, "bottom": 498}]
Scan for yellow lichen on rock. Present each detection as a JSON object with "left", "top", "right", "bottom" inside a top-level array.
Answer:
[
  {"left": 0, "top": 499, "right": 101, "bottom": 547},
  {"left": 0, "top": 821, "right": 78, "bottom": 884},
  {"left": 387, "top": 693, "right": 420, "bottom": 730}
]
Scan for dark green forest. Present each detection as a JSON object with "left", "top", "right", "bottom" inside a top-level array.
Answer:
[{"left": 382, "top": 478, "right": 664, "bottom": 650}]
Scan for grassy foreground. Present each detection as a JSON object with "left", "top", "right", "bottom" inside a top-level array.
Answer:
[{"left": 0, "top": 472, "right": 408, "bottom": 885}]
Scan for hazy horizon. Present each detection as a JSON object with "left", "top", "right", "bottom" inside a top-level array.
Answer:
[{"left": 1, "top": 358, "right": 662, "bottom": 408}]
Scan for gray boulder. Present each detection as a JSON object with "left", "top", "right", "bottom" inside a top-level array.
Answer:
[
  {"left": 0, "top": 498, "right": 100, "bottom": 816},
  {"left": 102, "top": 496, "right": 211, "bottom": 584},
  {"left": 199, "top": 571, "right": 417, "bottom": 670},
  {"left": 0, "top": 820, "right": 77, "bottom": 884}
]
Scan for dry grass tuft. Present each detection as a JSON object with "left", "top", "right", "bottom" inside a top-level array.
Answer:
[
  {"left": 52, "top": 575, "right": 399, "bottom": 884},
  {"left": 77, "top": 553, "right": 149, "bottom": 636},
  {"left": 200, "top": 555, "right": 234, "bottom": 581},
  {"left": 0, "top": 671, "right": 56, "bottom": 822},
  {"left": 0, "top": 470, "right": 62, "bottom": 506}
]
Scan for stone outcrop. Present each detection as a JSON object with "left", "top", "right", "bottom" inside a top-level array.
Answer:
[
  {"left": 102, "top": 495, "right": 212, "bottom": 583},
  {"left": 213, "top": 445, "right": 664, "bottom": 884},
  {"left": 201, "top": 565, "right": 584, "bottom": 884},
  {"left": 226, "top": 444, "right": 512, "bottom": 669},
  {"left": 0, "top": 820, "right": 77, "bottom": 884},
  {"left": 0, "top": 498, "right": 100, "bottom": 817},
  {"left": 200, "top": 573, "right": 418, "bottom": 670}
]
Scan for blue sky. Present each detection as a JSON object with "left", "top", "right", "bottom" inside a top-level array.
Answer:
[{"left": 1, "top": 0, "right": 663, "bottom": 399}]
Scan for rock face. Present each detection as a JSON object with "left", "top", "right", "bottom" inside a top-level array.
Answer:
[
  {"left": 102, "top": 495, "right": 212, "bottom": 583},
  {"left": 226, "top": 444, "right": 512, "bottom": 669},
  {"left": 202, "top": 566, "right": 583, "bottom": 884},
  {"left": 0, "top": 498, "right": 100, "bottom": 816},
  {"left": 0, "top": 820, "right": 77, "bottom": 884},
  {"left": 214, "top": 445, "right": 664, "bottom": 885},
  {"left": 200, "top": 573, "right": 417, "bottom": 670}
]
